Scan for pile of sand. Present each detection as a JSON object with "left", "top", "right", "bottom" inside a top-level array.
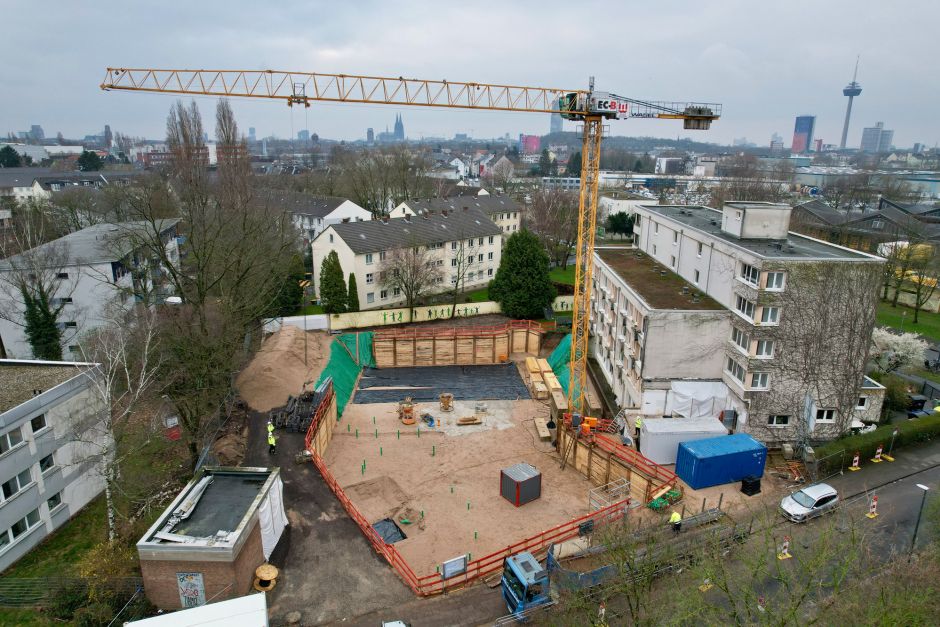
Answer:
[{"left": 236, "top": 326, "right": 332, "bottom": 411}]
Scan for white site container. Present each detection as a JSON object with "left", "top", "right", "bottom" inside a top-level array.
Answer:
[{"left": 639, "top": 417, "right": 729, "bottom": 465}]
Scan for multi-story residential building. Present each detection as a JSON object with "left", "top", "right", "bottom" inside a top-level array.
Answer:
[
  {"left": 592, "top": 201, "right": 886, "bottom": 446},
  {"left": 311, "top": 207, "right": 502, "bottom": 310},
  {"left": 0, "top": 220, "right": 180, "bottom": 359},
  {"left": 390, "top": 195, "right": 522, "bottom": 236},
  {"left": 254, "top": 190, "right": 372, "bottom": 244},
  {"left": 0, "top": 359, "right": 108, "bottom": 572},
  {"left": 860, "top": 122, "right": 894, "bottom": 153}
]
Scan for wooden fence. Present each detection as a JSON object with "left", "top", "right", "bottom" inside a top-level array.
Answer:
[
  {"left": 372, "top": 320, "right": 543, "bottom": 368},
  {"left": 303, "top": 379, "right": 630, "bottom": 597},
  {"left": 557, "top": 425, "right": 682, "bottom": 504}
]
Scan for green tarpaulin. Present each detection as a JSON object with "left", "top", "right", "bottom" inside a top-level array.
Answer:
[{"left": 315, "top": 332, "right": 374, "bottom": 416}]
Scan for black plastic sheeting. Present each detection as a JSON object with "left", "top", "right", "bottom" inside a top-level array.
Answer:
[
  {"left": 372, "top": 518, "right": 407, "bottom": 544},
  {"left": 353, "top": 363, "right": 531, "bottom": 404}
]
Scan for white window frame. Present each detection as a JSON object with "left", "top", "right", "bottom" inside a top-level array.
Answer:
[
  {"left": 749, "top": 372, "right": 769, "bottom": 390},
  {"left": 767, "top": 414, "right": 790, "bottom": 427},
  {"left": 380, "top": 289, "right": 388, "bottom": 300},
  {"left": 366, "top": 292, "right": 375, "bottom": 304},
  {"left": 739, "top": 262, "right": 759, "bottom": 286},
  {"left": 697, "top": 242, "right": 703, "bottom": 257},
  {"left": 379, "top": 251, "right": 386, "bottom": 261},
  {"left": 365, "top": 253, "right": 374, "bottom": 265},
  {"left": 856, "top": 396, "right": 868, "bottom": 410},
  {"left": 1, "top": 468, "right": 33, "bottom": 502},
  {"left": 365, "top": 273, "right": 374, "bottom": 284},
  {"left": 735, "top": 295, "right": 755, "bottom": 320},
  {"left": 765, "top": 271, "right": 785, "bottom": 291},
  {"left": 30, "top": 414, "right": 47, "bottom": 434},
  {"left": 760, "top": 306, "right": 780, "bottom": 325},
  {"left": 731, "top": 327, "right": 749, "bottom": 354},
  {"left": 0, "top": 427, "right": 24, "bottom": 457},
  {"left": 39, "top": 452, "right": 56, "bottom": 474},
  {"left": 652, "top": 244, "right": 657, "bottom": 255},
  {"left": 725, "top": 356, "right": 746, "bottom": 383},
  {"left": 451, "top": 258, "right": 458, "bottom": 267},
  {"left": 673, "top": 231, "right": 679, "bottom": 245},
  {"left": 755, "top": 339, "right": 774, "bottom": 358},
  {"left": 816, "top": 408, "right": 836, "bottom": 422},
  {"left": 693, "top": 269, "right": 700, "bottom": 284}
]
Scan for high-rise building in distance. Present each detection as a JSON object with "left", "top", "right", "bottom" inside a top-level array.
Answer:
[
  {"left": 791, "top": 115, "right": 816, "bottom": 153},
  {"left": 393, "top": 114, "right": 405, "bottom": 141},
  {"left": 367, "top": 128, "right": 374, "bottom": 144},
  {"left": 297, "top": 129, "right": 310, "bottom": 142},
  {"left": 860, "top": 122, "right": 894, "bottom": 153},
  {"left": 550, "top": 100, "right": 563, "bottom": 134}
]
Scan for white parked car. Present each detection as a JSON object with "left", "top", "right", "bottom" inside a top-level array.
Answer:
[{"left": 780, "top": 483, "right": 839, "bottom": 522}]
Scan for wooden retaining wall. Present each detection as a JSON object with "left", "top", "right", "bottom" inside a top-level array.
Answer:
[{"left": 373, "top": 321, "right": 543, "bottom": 368}]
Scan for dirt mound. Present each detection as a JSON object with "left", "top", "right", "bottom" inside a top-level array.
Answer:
[
  {"left": 212, "top": 432, "right": 246, "bottom": 466},
  {"left": 236, "top": 326, "right": 332, "bottom": 411}
]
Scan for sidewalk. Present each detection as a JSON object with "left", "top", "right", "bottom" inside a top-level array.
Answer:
[{"left": 826, "top": 437, "right": 940, "bottom": 499}]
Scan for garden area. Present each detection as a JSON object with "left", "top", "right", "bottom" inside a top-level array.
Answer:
[{"left": 877, "top": 301, "right": 940, "bottom": 345}]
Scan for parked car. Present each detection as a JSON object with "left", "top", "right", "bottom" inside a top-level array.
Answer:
[{"left": 780, "top": 483, "right": 839, "bottom": 522}]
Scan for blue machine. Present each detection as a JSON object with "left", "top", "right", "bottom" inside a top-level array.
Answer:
[{"left": 501, "top": 545, "right": 617, "bottom": 615}]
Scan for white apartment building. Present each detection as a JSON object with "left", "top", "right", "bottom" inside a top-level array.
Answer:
[
  {"left": 592, "top": 201, "right": 886, "bottom": 445},
  {"left": 0, "top": 359, "right": 108, "bottom": 572},
  {"left": 254, "top": 190, "right": 372, "bottom": 243},
  {"left": 0, "top": 220, "right": 180, "bottom": 360},
  {"left": 311, "top": 207, "right": 502, "bottom": 310},
  {"left": 390, "top": 195, "right": 522, "bottom": 236}
]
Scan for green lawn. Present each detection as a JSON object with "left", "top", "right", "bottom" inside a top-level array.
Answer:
[
  {"left": 465, "top": 287, "right": 491, "bottom": 302},
  {"left": 877, "top": 301, "right": 940, "bottom": 344},
  {"left": 2, "top": 496, "right": 108, "bottom": 578},
  {"left": 549, "top": 265, "right": 576, "bottom": 285}
]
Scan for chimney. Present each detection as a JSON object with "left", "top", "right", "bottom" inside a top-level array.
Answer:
[{"left": 382, "top": 215, "right": 389, "bottom": 224}]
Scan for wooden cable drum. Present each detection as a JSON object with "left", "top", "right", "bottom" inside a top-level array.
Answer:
[{"left": 439, "top": 393, "right": 454, "bottom": 412}]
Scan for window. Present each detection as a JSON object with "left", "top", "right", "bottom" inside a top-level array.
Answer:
[
  {"left": 857, "top": 396, "right": 868, "bottom": 409},
  {"left": 63, "top": 321, "right": 77, "bottom": 328},
  {"left": 697, "top": 242, "right": 703, "bottom": 257},
  {"left": 451, "top": 241, "right": 458, "bottom": 250},
  {"left": 739, "top": 263, "right": 759, "bottom": 286},
  {"left": 489, "top": 236, "right": 494, "bottom": 244},
  {"left": 468, "top": 272, "right": 475, "bottom": 281},
  {"left": 467, "top": 255, "right": 474, "bottom": 265},
  {"left": 670, "top": 255, "right": 676, "bottom": 268},
  {"left": 512, "top": 225, "right": 517, "bottom": 231},
  {"left": 393, "top": 287, "right": 401, "bottom": 296},
  {"left": 767, "top": 415, "right": 790, "bottom": 427},
  {"left": 0, "top": 427, "right": 23, "bottom": 455},
  {"left": 478, "top": 238, "right": 483, "bottom": 245},
  {"left": 488, "top": 252, "right": 493, "bottom": 260},
  {"left": 47, "top": 492, "right": 62, "bottom": 510},
  {"left": 468, "top": 239, "right": 474, "bottom": 248},
  {"left": 365, "top": 273, "right": 374, "bottom": 284},
  {"left": 755, "top": 339, "right": 774, "bottom": 357},
  {"left": 488, "top": 268, "right": 493, "bottom": 276},
  {"left": 735, "top": 295, "right": 755, "bottom": 320},
  {"left": 39, "top": 453, "right": 55, "bottom": 473},
  {"left": 652, "top": 244, "right": 657, "bottom": 255},
  {"left": 477, "top": 254, "right": 483, "bottom": 262},
  {"left": 693, "top": 269, "right": 700, "bottom": 284},
  {"left": 871, "top": 219, "right": 884, "bottom": 230},
  {"left": 735, "top": 210, "right": 742, "bottom": 220},
  {"left": 380, "top": 289, "right": 388, "bottom": 300},
  {"left": 726, "top": 356, "right": 746, "bottom": 383},
  {"left": 749, "top": 372, "right": 769, "bottom": 389},
  {"left": 2, "top": 469, "right": 32, "bottom": 500},
  {"left": 56, "top": 272, "right": 69, "bottom": 280},
  {"left": 765, "top": 271, "right": 785, "bottom": 290},
  {"left": 436, "top": 259, "right": 443, "bottom": 266},
  {"left": 366, "top": 292, "right": 374, "bottom": 304},
  {"left": 328, "top": 234, "right": 334, "bottom": 243},
  {"left": 10, "top": 509, "right": 40, "bottom": 539},
  {"left": 379, "top": 251, "right": 386, "bottom": 261},
  {"left": 731, "top": 327, "right": 749, "bottom": 352},
  {"left": 29, "top": 414, "right": 48, "bottom": 433},
  {"left": 365, "top": 253, "right": 374, "bottom": 265},
  {"left": 451, "top": 258, "right": 458, "bottom": 267},
  {"left": 816, "top": 408, "right": 836, "bottom": 422},
  {"left": 760, "top": 306, "right": 780, "bottom": 324}
]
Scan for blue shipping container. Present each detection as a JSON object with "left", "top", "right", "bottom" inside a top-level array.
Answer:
[{"left": 675, "top": 434, "right": 767, "bottom": 490}]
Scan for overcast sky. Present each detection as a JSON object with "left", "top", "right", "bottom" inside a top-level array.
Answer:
[{"left": 3, "top": 0, "right": 937, "bottom": 148}]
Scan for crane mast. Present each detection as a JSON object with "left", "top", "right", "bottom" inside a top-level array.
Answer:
[{"left": 101, "top": 67, "right": 719, "bottom": 415}]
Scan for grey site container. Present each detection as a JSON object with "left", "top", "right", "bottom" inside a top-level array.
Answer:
[
  {"left": 500, "top": 462, "right": 542, "bottom": 507},
  {"left": 639, "top": 418, "right": 729, "bottom": 465}
]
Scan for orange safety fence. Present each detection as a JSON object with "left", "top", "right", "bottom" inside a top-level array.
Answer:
[
  {"left": 594, "top": 432, "right": 680, "bottom": 491},
  {"left": 372, "top": 319, "right": 543, "bottom": 340},
  {"left": 303, "top": 383, "right": 631, "bottom": 597}
]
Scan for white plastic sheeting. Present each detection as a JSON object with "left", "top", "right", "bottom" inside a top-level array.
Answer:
[
  {"left": 258, "top": 475, "right": 288, "bottom": 559},
  {"left": 668, "top": 381, "right": 731, "bottom": 419},
  {"left": 263, "top": 315, "right": 330, "bottom": 334}
]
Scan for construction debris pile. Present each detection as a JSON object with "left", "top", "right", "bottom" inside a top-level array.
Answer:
[{"left": 270, "top": 378, "right": 333, "bottom": 433}]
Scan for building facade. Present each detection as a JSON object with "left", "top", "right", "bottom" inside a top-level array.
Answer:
[
  {"left": 0, "top": 220, "right": 180, "bottom": 360},
  {"left": 311, "top": 207, "right": 502, "bottom": 310},
  {"left": 0, "top": 359, "right": 108, "bottom": 572},
  {"left": 860, "top": 122, "right": 894, "bottom": 153},
  {"left": 592, "top": 202, "right": 886, "bottom": 446},
  {"left": 791, "top": 115, "right": 816, "bottom": 153},
  {"left": 391, "top": 195, "right": 522, "bottom": 235}
]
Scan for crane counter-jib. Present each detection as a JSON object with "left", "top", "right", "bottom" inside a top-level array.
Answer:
[{"left": 99, "top": 65, "right": 720, "bottom": 414}]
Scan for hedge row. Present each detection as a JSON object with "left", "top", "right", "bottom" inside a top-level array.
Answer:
[{"left": 815, "top": 413, "right": 940, "bottom": 473}]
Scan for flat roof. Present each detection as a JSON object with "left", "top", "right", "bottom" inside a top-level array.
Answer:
[
  {"left": 0, "top": 360, "right": 89, "bottom": 414},
  {"left": 641, "top": 205, "right": 877, "bottom": 261},
  {"left": 595, "top": 248, "right": 723, "bottom": 311},
  {"left": 125, "top": 592, "right": 267, "bottom": 626}
]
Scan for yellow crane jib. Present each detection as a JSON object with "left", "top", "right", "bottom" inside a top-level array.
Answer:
[{"left": 99, "top": 67, "right": 720, "bottom": 414}]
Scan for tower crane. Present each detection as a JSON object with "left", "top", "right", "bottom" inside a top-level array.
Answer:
[{"left": 100, "top": 67, "right": 720, "bottom": 415}]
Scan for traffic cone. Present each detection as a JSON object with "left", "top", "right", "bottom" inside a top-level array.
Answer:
[
  {"left": 848, "top": 452, "right": 861, "bottom": 471},
  {"left": 777, "top": 535, "right": 792, "bottom": 560},
  {"left": 871, "top": 444, "right": 883, "bottom": 463},
  {"left": 866, "top": 495, "right": 879, "bottom": 519}
]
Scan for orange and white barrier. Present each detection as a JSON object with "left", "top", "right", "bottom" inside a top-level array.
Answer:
[
  {"left": 848, "top": 452, "right": 861, "bottom": 471},
  {"left": 866, "top": 495, "right": 879, "bottom": 519},
  {"left": 871, "top": 444, "right": 884, "bottom": 463},
  {"left": 777, "top": 535, "right": 792, "bottom": 560}
]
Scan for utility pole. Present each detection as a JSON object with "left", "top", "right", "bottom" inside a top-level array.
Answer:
[{"left": 909, "top": 483, "right": 930, "bottom": 561}]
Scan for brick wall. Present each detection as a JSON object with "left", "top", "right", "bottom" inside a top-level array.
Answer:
[{"left": 140, "top": 520, "right": 265, "bottom": 610}]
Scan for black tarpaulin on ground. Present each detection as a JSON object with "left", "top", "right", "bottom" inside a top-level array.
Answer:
[
  {"left": 372, "top": 518, "right": 407, "bottom": 544},
  {"left": 353, "top": 363, "right": 531, "bottom": 403}
]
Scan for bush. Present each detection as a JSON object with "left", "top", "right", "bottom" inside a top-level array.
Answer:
[
  {"left": 880, "top": 373, "right": 912, "bottom": 412},
  {"left": 74, "top": 601, "right": 113, "bottom": 627},
  {"left": 48, "top": 580, "right": 88, "bottom": 620},
  {"left": 815, "top": 413, "right": 940, "bottom": 474}
]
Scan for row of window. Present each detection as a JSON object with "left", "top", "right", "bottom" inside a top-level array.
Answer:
[
  {"left": 0, "top": 508, "right": 42, "bottom": 553},
  {"left": 766, "top": 405, "right": 864, "bottom": 428},
  {"left": 0, "top": 415, "right": 48, "bottom": 456},
  {"left": 725, "top": 356, "right": 769, "bottom": 390},
  {"left": 1, "top": 451, "right": 57, "bottom": 503},
  {"left": 734, "top": 296, "right": 779, "bottom": 324},
  {"left": 740, "top": 263, "right": 785, "bottom": 290},
  {"left": 730, "top": 327, "right": 774, "bottom": 358}
]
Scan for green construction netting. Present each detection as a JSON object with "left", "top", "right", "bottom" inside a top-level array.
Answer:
[
  {"left": 548, "top": 333, "right": 572, "bottom": 395},
  {"left": 316, "top": 332, "right": 374, "bottom": 417}
]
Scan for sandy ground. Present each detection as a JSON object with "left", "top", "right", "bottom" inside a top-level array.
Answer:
[
  {"left": 324, "top": 397, "right": 594, "bottom": 575},
  {"left": 235, "top": 326, "right": 332, "bottom": 412}
]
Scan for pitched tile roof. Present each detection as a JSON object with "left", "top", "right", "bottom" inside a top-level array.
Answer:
[
  {"left": 326, "top": 207, "right": 501, "bottom": 254},
  {"left": 402, "top": 194, "right": 520, "bottom": 217},
  {"left": 254, "top": 189, "right": 355, "bottom": 218}
]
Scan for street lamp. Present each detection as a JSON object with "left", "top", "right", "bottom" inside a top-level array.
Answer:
[{"left": 909, "top": 483, "right": 930, "bottom": 561}]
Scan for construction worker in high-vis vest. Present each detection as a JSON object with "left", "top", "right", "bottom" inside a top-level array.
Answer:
[
  {"left": 670, "top": 510, "right": 682, "bottom": 534},
  {"left": 268, "top": 433, "right": 276, "bottom": 455},
  {"left": 267, "top": 419, "right": 274, "bottom": 435},
  {"left": 634, "top": 416, "right": 643, "bottom": 449}
]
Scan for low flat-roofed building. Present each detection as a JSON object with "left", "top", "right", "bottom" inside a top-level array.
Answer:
[
  {"left": 0, "top": 359, "right": 107, "bottom": 572},
  {"left": 137, "top": 467, "right": 287, "bottom": 610}
]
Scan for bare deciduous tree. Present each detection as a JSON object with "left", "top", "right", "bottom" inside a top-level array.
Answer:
[
  {"left": 379, "top": 243, "right": 444, "bottom": 321},
  {"left": 527, "top": 189, "right": 579, "bottom": 269}
]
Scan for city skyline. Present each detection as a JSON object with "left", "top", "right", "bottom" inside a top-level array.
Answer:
[{"left": 3, "top": 1, "right": 939, "bottom": 148}]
